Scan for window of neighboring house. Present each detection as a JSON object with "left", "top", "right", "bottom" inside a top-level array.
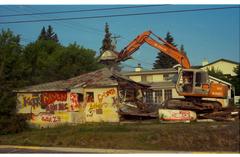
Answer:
[
  {"left": 86, "top": 92, "right": 94, "bottom": 102},
  {"left": 164, "top": 89, "right": 172, "bottom": 100},
  {"left": 146, "top": 75, "right": 153, "bottom": 82},
  {"left": 154, "top": 90, "right": 163, "bottom": 103},
  {"left": 145, "top": 90, "right": 153, "bottom": 103},
  {"left": 163, "top": 73, "right": 170, "bottom": 81},
  {"left": 141, "top": 75, "right": 147, "bottom": 82},
  {"left": 77, "top": 93, "right": 84, "bottom": 102}
]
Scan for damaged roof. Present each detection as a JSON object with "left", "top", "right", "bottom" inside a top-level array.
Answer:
[{"left": 15, "top": 68, "right": 149, "bottom": 92}]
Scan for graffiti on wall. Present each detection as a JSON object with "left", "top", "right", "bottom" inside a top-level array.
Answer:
[
  {"left": 70, "top": 93, "right": 80, "bottom": 111},
  {"left": 32, "top": 113, "right": 61, "bottom": 123},
  {"left": 97, "top": 88, "right": 116, "bottom": 103},
  {"left": 41, "top": 114, "right": 61, "bottom": 123},
  {"left": 86, "top": 102, "right": 105, "bottom": 117},
  {"left": 22, "top": 94, "right": 41, "bottom": 109},
  {"left": 18, "top": 91, "right": 85, "bottom": 125},
  {"left": 86, "top": 88, "right": 117, "bottom": 117},
  {"left": 41, "top": 92, "right": 67, "bottom": 105},
  {"left": 46, "top": 103, "right": 68, "bottom": 112},
  {"left": 18, "top": 92, "right": 69, "bottom": 112}
]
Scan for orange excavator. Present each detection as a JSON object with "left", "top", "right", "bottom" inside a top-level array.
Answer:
[{"left": 100, "top": 31, "right": 228, "bottom": 112}]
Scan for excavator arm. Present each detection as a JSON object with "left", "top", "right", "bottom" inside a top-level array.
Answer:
[{"left": 117, "top": 31, "right": 191, "bottom": 69}]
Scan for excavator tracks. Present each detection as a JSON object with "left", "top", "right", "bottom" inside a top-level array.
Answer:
[{"left": 163, "top": 98, "right": 222, "bottom": 113}]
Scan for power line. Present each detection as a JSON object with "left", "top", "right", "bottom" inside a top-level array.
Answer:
[
  {"left": 131, "top": 58, "right": 154, "bottom": 66},
  {"left": 24, "top": 6, "right": 103, "bottom": 36},
  {"left": 0, "top": 5, "right": 168, "bottom": 17},
  {"left": 0, "top": 6, "right": 239, "bottom": 25}
]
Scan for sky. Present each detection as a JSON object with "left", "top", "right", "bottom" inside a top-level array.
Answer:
[{"left": 0, "top": 5, "right": 239, "bottom": 71}]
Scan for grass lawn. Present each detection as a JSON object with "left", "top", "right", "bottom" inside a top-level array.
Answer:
[{"left": 0, "top": 121, "right": 239, "bottom": 152}]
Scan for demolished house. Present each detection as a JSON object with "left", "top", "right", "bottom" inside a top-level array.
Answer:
[{"left": 15, "top": 68, "right": 152, "bottom": 127}]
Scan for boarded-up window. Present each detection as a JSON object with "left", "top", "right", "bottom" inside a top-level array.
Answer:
[
  {"left": 164, "top": 89, "right": 172, "bottom": 100},
  {"left": 86, "top": 92, "right": 94, "bottom": 102},
  {"left": 77, "top": 93, "right": 84, "bottom": 102}
]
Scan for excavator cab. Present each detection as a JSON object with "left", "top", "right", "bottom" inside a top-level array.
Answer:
[
  {"left": 176, "top": 69, "right": 210, "bottom": 96},
  {"left": 176, "top": 68, "right": 228, "bottom": 99}
]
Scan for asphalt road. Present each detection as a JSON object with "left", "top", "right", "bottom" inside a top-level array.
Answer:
[
  {"left": 1, "top": 145, "right": 234, "bottom": 154},
  {"left": 0, "top": 148, "right": 90, "bottom": 153}
]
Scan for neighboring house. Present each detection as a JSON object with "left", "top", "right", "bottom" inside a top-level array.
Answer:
[
  {"left": 122, "top": 64, "right": 233, "bottom": 108},
  {"left": 200, "top": 58, "right": 239, "bottom": 76},
  {"left": 122, "top": 67, "right": 180, "bottom": 105},
  {"left": 14, "top": 68, "right": 149, "bottom": 128}
]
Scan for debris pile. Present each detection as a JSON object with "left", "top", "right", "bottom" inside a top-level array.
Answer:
[
  {"left": 197, "top": 109, "right": 239, "bottom": 121},
  {"left": 159, "top": 105, "right": 239, "bottom": 122}
]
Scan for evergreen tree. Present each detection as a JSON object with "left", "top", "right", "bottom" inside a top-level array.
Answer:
[
  {"left": 38, "top": 26, "right": 46, "bottom": 40},
  {"left": 153, "top": 32, "right": 179, "bottom": 69},
  {"left": 100, "top": 22, "right": 114, "bottom": 54},
  {"left": 37, "top": 25, "right": 59, "bottom": 42},
  {"left": 231, "top": 65, "right": 240, "bottom": 95},
  {"left": 207, "top": 67, "right": 228, "bottom": 82}
]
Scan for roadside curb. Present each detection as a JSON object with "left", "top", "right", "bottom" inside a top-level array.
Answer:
[
  {"left": 0, "top": 145, "right": 174, "bottom": 153},
  {"left": 0, "top": 145, "right": 237, "bottom": 154}
]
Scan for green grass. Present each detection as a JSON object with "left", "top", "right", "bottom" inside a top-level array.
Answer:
[{"left": 0, "top": 121, "right": 239, "bottom": 152}]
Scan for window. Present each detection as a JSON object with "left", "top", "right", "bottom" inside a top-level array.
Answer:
[
  {"left": 163, "top": 74, "right": 169, "bottom": 80},
  {"left": 77, "top": 93, "right": 84, "bottom": 102},
  {"left": 146, "top": 75, "right": 153, "bottom": 82},
  {"left": 145, "top": 90, "right": 153, "bottom": 103},
  {"left": 86, "top": 92, "right": 94, "bottom": 102},
  {"left": 195, "top": 72, "right": 208, "bottom": 87},
  {"left": 164, "top": 89, "right": 172, "bottom": 100},
  {"left": 141, "top": 75, "right": 147, "bottom": 82},
  {"left": 154, "top": 90, "right": 163, "bottom": 103}
]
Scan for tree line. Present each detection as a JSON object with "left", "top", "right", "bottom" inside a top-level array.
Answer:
[{"left": 0, "top": 25, "right": 103, "bottom": 134}]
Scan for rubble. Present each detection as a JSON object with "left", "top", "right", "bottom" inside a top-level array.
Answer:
[
  {"left": 197, "top": 109, "right": 239, "bottom": 121},
  {"left": 158, "top": 106, "right": 239, "bottom": 122}
]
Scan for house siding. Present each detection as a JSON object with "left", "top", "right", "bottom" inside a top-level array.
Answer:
[
  {"left": 84, "top": 87, "right": 119, "bottom": 123},
  {"left": 201, "top": 61, "right": 238, "bottom": 76},
  {"left": 16, "top": 87, "right": 120, "bottom": 127}
]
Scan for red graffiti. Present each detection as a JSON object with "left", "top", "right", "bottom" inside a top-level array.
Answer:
[
  {"left": 41, "top": 92, "right": 67, "bottom": 105},
  {"left": 70, "top": 93, "right": 80, "bottom": 111},
  {"left": 98, "top": 89, "right": 116, "bottom": 103},
  {"left": 46, "top": 103, "right": 68, "bottom": 112},
  {"left": 41, "top": 114, "right": 61, "bottom": 123},
  {"left": 171, "top": 111, "right": 192, "bottom": 120}
]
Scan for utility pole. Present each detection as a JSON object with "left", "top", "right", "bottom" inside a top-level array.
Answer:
[{"left": 111, "top": 35, "right": 121, "bottom": 50}]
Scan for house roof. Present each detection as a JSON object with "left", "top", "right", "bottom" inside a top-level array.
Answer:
[
  {"left": 15, "top": 68, "right": 149, "bottom": 93},
  {"left": 202, "top": 58, "right": 239, "bottom": 68}
]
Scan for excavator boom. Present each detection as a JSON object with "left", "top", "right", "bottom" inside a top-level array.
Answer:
[{"left": 117, "top": 31, "right": 191, "bottom": 69}]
